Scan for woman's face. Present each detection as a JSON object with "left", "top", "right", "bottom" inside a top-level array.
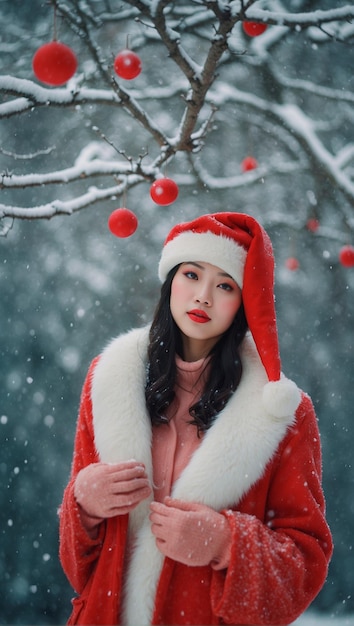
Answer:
[{"left": 170, "top": 261, "right": 242, "bottom": 362}]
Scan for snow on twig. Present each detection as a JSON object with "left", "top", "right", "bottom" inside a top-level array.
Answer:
[
  {"left": 237, "top": 6, "right": 354, "bottom": 28},
  {"left": 206, "top": 83, "right": 354, "bottom": 207},
  {"left": 0, "top": 160, "right": 147, "bottom": 188},
  {"left": 0, "top": 76, "right": 120, "bottom": 118},
  {"left": 1, "top": 1, "right": 354, "bottom": 229},
  {"left": 0, "top": 176, "right": 141, "bottom": 220}
]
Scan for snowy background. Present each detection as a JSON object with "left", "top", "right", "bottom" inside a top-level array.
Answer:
[{"left": 295, "top": 613, "right": 354, "bottom": 625}]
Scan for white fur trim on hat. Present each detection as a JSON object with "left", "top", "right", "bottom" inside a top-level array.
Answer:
[
  {"left": 262, "top": 376, "right": 302, "bottom": 420},
  {"left": 158, "top": 231, "right": 247, "bottom": 286}
]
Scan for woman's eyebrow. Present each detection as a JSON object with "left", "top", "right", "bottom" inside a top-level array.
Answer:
[
  {"left": 182, "top": 262, "right": 235, "bottom": 280},
  {"left": 182, "top": 261, "right": 204, "bottom": 269}
]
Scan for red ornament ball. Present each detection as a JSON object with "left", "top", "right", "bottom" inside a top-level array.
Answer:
[
  {"left": 108, "top": 208, "right": 138, "bottom": 238},
  {"left": 32, "top": 41, "right": 77, "bottom": 86},
  {"left": 150, "top": 178, "right": 179, "bottom": 206},
  {"left": 306, "top": 218, "right": 320, "bottom": 232},
  {"left": 114, "top": 49, "right": 142, "bottom": 80},
  {"left": 339, "top": 245, "right": 354, "bottom": 268},
  {"left": 285, "top": 257, "right": 300, "bottom": 271},
  {"left": 241, "top": 156, "right": 258, "bottom": 172},
  {"left": 243, "top": 21, "right": 268, "bottom": 37}
]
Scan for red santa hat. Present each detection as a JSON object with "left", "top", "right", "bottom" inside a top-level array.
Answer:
[{"left": 158, "top": 212, "right": 301, "bottom": 419}]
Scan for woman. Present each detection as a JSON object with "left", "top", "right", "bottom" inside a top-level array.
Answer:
[{"left": 59, "top": 212, "right": 332, "bottom": 625}]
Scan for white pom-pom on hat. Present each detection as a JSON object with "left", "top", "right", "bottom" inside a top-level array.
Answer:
[{"left": 262, "top": 377, "right": 302, "bottom": 420}]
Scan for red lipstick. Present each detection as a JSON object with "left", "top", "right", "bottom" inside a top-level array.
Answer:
[{"left": 187, "top": 309, "right": 211, "bottom": 323}]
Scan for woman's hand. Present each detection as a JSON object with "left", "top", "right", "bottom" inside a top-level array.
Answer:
[
  {"left": 74, "top": 460, "right": 152, "bottom": 524},
  {"left": 149, "top": 497, "right": 231, "bottom": 568}
]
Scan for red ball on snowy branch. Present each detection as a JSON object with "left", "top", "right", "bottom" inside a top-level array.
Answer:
[
  {"left": 306, "top": 218, "right": 320, "bottom": 233},
  {"left": 150, "top": 178, "right": 179, "bottom": 206},
  {"left": 32, "top": 41, "right": 78, "bottom": 86},
  {"left": 114, "top": 49, "right": 142, "bottom": 80},
  {"left": 108, "top": 208, "right": 138, "bottom": 238},
  {"left": 285, "top": 257, "right": 300, "bottom": 271},
  {"left": 339, "top": 245, "right": 354, "bottom": 267},
  {"left": 243, "top": 22, "right": 268, "bottom": 37},
  {"left": 241, "top": 156, "right": 258, "bottom": 172}
]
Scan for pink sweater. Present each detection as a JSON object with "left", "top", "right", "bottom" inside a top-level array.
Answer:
[{"left": 152, "top": 355, "right": 209, "bottom": 502}]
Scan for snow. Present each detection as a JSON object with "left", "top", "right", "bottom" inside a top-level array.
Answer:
[
  {"left": 295, "top": 612, "right": 354, "bottom": 625},
  {"left": 241, "top": 6, "right": 354, "bottom": 26}
]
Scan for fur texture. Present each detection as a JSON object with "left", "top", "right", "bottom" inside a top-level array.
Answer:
[
  {"left": 91, "top": 327, "right": 300, "bottom": 625},
  {"left": 158, "top": 230, "right": 247, "bottom": 286}
]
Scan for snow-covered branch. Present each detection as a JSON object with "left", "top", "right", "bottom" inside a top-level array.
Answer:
[
  {"left": 207, "top": 82, "right": 354, "bottom": 207},
  {"left": 0, "top": 176, "right": 143, "bottom": 220},
  {"left": 0, "top": 76, "right": 121, "bottom": 118},
  {"left": 241, "top": 5, "right": 354, "bottom": 28},
  {"left": 0, "top": 0, "right": 353, "bottom": 235},
  {"left": 0, "top": 160, "right": 140, "bottom": 188}
]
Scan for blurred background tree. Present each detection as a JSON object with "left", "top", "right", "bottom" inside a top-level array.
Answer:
[{"left": 0, "top": 0, "right": 354, "bottom": 623}]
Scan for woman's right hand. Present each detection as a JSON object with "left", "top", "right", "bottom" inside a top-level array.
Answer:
[{"left": 74, "top": 460, "right": 152, "bottom": 522}]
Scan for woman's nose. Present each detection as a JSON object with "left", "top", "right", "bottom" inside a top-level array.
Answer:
[{"left": 195, "top": 287, "right": 212, "bottom": 306}]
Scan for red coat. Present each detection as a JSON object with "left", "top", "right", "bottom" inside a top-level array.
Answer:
[{"left": 59, "top": 327, "right": 332, "bottom": 625}]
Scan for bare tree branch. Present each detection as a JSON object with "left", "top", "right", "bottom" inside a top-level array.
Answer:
[{"left": 0, "top": 0, "right": 353, "bottom": 236}]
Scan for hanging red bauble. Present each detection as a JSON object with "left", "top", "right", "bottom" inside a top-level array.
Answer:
[
  {"left": 339, "top": 245, "right": 354, "bottom": 267},
  {"left": 285, "top": 257, "right": 300, "bottom": 271},
  {"left": 114, "top": 49, "right": 142, "bottom": 80},
  {"left": 32, "top": 41, "right": 78, "bottom": 86},
  {"left": 108, "top": 208, "right": 138, "bottom": 238},
  {"left": 243, "top": 21, "right": 268, "bottom": 37},
  {"left": 241, "top": 156, "right": 258, "bottom": 172},
  {"left": 306, "top": 218, "right": 320, "bottom": 232},
  {"left": 150, "top": 178, "right": 179, "bottom": 206}
]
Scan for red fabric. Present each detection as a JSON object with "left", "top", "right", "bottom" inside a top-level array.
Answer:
[
  {"left": 162, "top": 212, "right": 281, "bottom": 381},
  {"left": 59, "top": 360, "right": 332, "bottom": 626},
  {"left": 164, "top": 213, "right": 253, "bottom": 252}
]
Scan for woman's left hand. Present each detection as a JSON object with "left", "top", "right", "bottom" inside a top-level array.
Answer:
[{"left": 149, "top": 497, "right": 231, "bottom": 568}]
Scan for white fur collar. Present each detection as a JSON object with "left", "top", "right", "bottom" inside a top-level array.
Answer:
[{"left": 91, "top": 326, "right": 299, "bottom": 625}]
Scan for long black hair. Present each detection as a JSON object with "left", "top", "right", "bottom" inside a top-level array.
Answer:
[{"left": 145, "top": 266, "right": 248, "bottom": 434}]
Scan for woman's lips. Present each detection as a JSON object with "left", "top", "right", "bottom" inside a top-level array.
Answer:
[{"left": 187, "top": 309, "right": 211, "bottom": 323}]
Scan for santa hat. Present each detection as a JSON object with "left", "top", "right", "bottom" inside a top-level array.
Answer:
[{"left": 158, "top": 212, "right": 301, "bottom": 419}]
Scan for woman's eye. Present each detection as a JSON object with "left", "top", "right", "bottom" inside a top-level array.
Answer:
[
  {"left": 184, "top": 271, "right": 198, "bottom": 280},
  {"left": 219, "top": 282, "right": 233, "bottom": 291}
]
